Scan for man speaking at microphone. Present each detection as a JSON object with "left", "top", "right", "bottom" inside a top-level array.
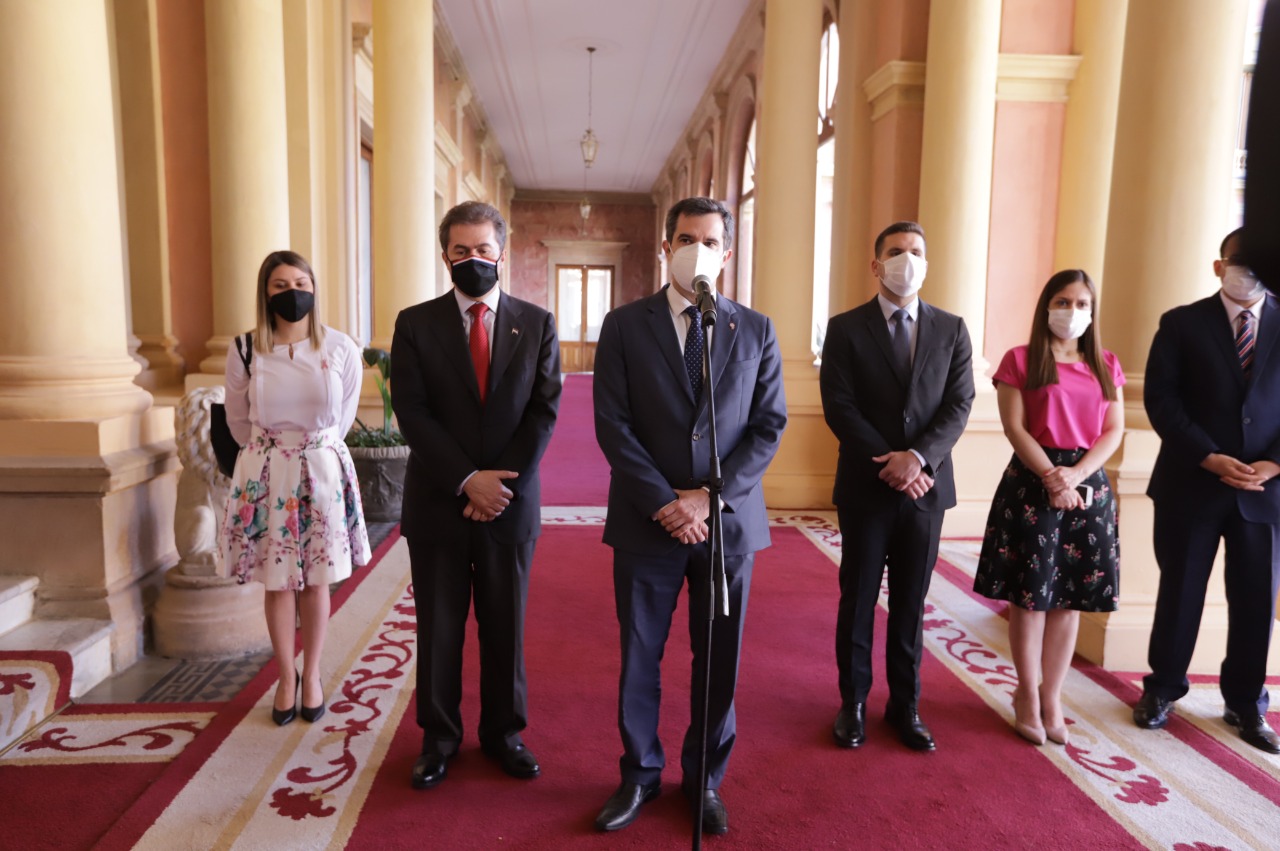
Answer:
[{"left": 592, "top": 197, "right": 786, "bottom": 836}]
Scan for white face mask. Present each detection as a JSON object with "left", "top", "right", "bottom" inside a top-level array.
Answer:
[
  {"left": 1047, "top": 308, "right": 1092, "bottom": 341},
  {"left": 879, "top": 253, "right": 927, "bottom": 298},
  {"left": 669, "top": 243, "right": 723, "bottom": 292},
  {"left": 1222, "top": 265, "right": 1265, "bottom": 302}
]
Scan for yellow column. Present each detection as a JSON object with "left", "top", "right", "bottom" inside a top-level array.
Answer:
[
  {"left": 114, "top": 0, "right": 184, "bottom": 393},
  {"left": 0, "top": 2, "right": 151, "bottom": 420},
  {"left": 1053, "top": 0, "right": 1128, "bottom": 277},
  {"left": 754, "top": 0, "right": 829, "bottom": 508},
  {"left": 199, "top": 0, "right": 291, "bottom": 375},
  {"left": 828, "top": 0, "right": 875, "bottom": 317},
  {"left": 916, "top": 0, "right": 1002, "bottom": 365},
  {"left": 371, "top": 0, "right": 436, "bottom": 350},
  {"left": 0, "top": 0, "right": 177, "bottom": 681},
  {"left": 1081, "top": 0, "right": 1254, "bottom": 673}
]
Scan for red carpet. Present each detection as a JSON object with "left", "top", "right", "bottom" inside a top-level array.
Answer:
[
  {"left": 343, "top": 525, "right": 1141, "bottom": 849},
  {"left": 539, "top": 374, "right": 610, "bottom": 506}
]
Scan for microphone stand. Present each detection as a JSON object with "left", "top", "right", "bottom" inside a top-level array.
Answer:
[{"left": 692, "top": 291, "right": 726, "bottom": 851}]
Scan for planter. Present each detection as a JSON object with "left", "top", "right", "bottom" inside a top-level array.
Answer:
[{"left": 348, "top": 443, "right": 411, "bottom": 523}]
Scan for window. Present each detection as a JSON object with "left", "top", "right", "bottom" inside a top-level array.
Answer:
[
  {"left": 555, "top": 265, "right": 613, "bottom": 373},
  {"left": 813, "top": 18, "right": 840, "bottom": 355},
  {"left": 737, "top": 118, "right": 757, "bottom": 307},
  {"left": 818, "top": 18, "right": 840, "bottom": 143},
  {"left": 356, "top": 144, "right": 373, "bottom": 345}
]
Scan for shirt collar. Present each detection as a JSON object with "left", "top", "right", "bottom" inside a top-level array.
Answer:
[
  {"left": 1220, "top": 289, "right": 1263, "bottom": 325},
  {"left": 877, "top": 292, "right": 919, "bottom": 322},
  {"left": 454, "top": 284, "right": 501, "bottom": 317},
  {"left": 666, "top": 282, "right": 709, "bottom": 318}
]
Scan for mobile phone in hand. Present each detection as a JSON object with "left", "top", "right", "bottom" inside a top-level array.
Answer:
[{"left": 1076, "top": 483, "right": 1094, "bottom": 508}]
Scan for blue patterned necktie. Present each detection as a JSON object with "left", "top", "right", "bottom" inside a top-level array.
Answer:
[
  {"left": 683, "top": 305, "right": 704, "bottom": 399},
  {"left": 1237, "top": 310, "right": 1256, "bottom": 379}
]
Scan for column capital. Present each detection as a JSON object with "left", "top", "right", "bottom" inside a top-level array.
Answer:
[
  {"left": 862, "top": 60, "right": 925, "bottom": 121},
  {"left": 996, "top": 54, "right": 1083, "bottom": 103}
]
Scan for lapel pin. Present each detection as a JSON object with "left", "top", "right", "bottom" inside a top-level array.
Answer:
[
  {"left": 512, "top": 328, "right": 520, "bottom": 335},
  {"left": 729, "top": 322, "right": 736, "bottom": 330}
]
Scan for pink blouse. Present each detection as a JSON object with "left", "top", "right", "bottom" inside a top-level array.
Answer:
[{"left": 993, "top": 345, "right": 1125, "bottom": 450}]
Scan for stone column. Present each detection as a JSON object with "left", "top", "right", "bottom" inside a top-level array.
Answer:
[
  {"left": 916, "top": 0, "right": 1002, "bottom": 366},
  {"left": 753, "top": 0, "right": 829, "bottom": 507},
  {"left": 114, "top": 0, "right": 184, "bottom": 393},
  {"left": 371, "top": 0, "right": 436, "bottom": 350},
  {"left": 1053, "top": 0, "right": 1129, "bottom": 277},
  {"left": 199, "top": 0, "right": 291, "bottom": 375},
  {"left": 828, "top": 0, "right": 876, "bottom": 317},
  {"left": 0, "top": 0, "right": 178, "bottom": 679},
  {"left": 1082, "top": 0, "right": 1258, "bottom": 672}
]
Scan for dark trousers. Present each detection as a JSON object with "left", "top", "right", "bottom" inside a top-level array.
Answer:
[
  {"left": 407, "top": 529, "right": 535, "bottom": 756},
  {"left": 1146, "top": 498, "right": 1280, "bottom": 715},
  {"left": 613, "top": 545, "right": 754, "bottom": 790},
  {"left": 835, "top": 501, "right": 943, "bottom": 708}
]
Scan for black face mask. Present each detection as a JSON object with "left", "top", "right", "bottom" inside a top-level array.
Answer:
[
  {"left": 269, "top": 289, "right": 315, "bottom": 323},
  {"left": 450, "top": 257, "right": 500, "bottom": 299}
]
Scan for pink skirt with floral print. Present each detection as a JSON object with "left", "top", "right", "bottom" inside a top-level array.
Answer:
[{"left": 221, "top": 426, "right": 371, "bottom": 590}]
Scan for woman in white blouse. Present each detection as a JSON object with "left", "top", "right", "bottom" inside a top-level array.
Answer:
[{"left": 222, "top": 250, "right": 371, "bottom": 726}]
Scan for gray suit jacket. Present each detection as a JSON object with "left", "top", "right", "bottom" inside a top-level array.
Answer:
[{"left": 593, "top": 287, "right": 787, "bottom": 556}]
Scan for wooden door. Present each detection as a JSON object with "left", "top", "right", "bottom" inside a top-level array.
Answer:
[{"left": 555, "top": 265, "right": 612, "bottom": 372}]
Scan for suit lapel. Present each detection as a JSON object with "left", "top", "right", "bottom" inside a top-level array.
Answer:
[
  {"left": 430, "top": 294, "right": 482, "bottom": 404},
  {"left": 646, "top": 288, "right": 696, "bottom": 404},
  {"left": 489, "top": 291, "right": 523, "bottom": 396},
  {"left": 908, "top": 302, "right": 937, "bottom": 390}
]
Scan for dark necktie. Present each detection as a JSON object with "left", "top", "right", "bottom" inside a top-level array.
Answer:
[
  {"left": 683, "top": 305, "right": 704, "bottom": 399},
  {"left": 891, "top": 308, "right": 912, "bottom": 378},
  {"left": 468, "top": 302, "right": 490, "bottom": 403},
  {"left": 1237, "top": 310, "right": 1256, "bottom": 379}
]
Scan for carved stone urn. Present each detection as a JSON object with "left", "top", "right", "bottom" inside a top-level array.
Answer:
[{"left": 347, "top": 443, "right": 411, "bottom": 523}]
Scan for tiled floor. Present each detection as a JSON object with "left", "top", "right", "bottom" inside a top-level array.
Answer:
[{"left": 78, "top": 521, "right": 400, "bottom": 705}]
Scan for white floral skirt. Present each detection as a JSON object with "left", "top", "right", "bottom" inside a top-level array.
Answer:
[{"left": 221, "top": 426, "right": 371, "bottom": 590}]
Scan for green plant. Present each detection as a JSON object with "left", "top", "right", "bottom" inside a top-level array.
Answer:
[{"left": 345, "top": 347, "right": 407, "bottom": 447}]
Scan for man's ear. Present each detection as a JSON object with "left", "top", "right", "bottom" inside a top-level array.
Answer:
[
  {"left": 720, "top": 248, "right": 734, "bottom": 268},
  {"left": 1213, "top": 258, "right": 1226, "bottom": 279}
]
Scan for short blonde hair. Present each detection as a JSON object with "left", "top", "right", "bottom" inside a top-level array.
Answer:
[{"left": 253, "top": 250, "right": 325, "bottom": 354}]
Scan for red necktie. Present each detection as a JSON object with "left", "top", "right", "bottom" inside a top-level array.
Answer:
[{"left": 468, "top": 302, "right": 490, "bottom": 403}]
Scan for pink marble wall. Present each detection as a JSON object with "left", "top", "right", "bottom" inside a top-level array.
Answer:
[{"left": 507, "top": 200, "right": 658, "bottom": 310}]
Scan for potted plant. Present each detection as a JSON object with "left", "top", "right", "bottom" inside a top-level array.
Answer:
[{"left": 345, "top": 347, "right": 411, "bottom": 523}]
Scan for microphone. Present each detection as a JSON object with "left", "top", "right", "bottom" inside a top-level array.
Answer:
[{"left": 693, "top": 275, "right": 717, "bottom": 325}]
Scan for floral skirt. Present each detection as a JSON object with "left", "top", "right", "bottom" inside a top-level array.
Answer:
[
  {"left": 221, "top": 426, "right": 371, "bottom": 590},
  {"left": 972, "top": 448, "right": 1119, "bottom": 612}
]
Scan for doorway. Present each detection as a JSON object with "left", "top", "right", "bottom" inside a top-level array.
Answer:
[{"left": 555, "top": 264, "right": 613, "bottom": 373}]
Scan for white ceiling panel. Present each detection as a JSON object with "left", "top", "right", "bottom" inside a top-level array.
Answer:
[{"left": 436, "top": 0, "right": 753, "bottom": 194}]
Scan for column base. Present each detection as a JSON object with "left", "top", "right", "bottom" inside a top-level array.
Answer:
[{"left": 153, "top": 571, "right": 269, "bottom": 659}]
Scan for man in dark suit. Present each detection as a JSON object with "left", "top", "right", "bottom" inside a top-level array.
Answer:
[
  {"left": 591, "top": 197, "right": 786, "bottom": 836},
  {"left": 1134, "top": 227, "right": 1280, "bottom": 754},
  {"left": 390, "top": 201, "right": 561, "bottom": 788},
  {"left": 819, "top": 221, "right": 974, "bottom": 752}
]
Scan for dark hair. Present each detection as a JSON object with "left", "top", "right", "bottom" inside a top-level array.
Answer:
[
  {"left": 874, "top": 221, "right": 926, "bottom": 259},
  {"left": 1220, "top": 226, "right": 1244, "bottom": 259},
  {"left": 664, "top": 197, "right": 735, "bottom": 250},
  {"left": 438, "top": 200, "right": 508, "bottom": 252},
  {"left": 1024, "top": 269, "right": 1116, "bottom": 401},
  {"left": 254, "top": 250, "right": 324, "bottom": 354}
]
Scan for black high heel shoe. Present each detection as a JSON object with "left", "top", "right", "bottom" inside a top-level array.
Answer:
[
  {"left": 272, "top": 673, "right": 299, "bottom": 726},
  {"left": 301, "top": 676, "right": 326, "bottom": 723}
]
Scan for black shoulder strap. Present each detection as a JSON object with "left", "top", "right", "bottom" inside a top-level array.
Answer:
[{"left": 234, "top": 333, "right": 254, "bottom": 376}]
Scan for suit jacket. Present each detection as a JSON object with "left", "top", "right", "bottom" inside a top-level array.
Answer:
[
  {"left": 593, "top": 287, "right": 787, "bottom": 557},
  {"left": 820, "top": 297, "right": 975, "bottom": 512},
  {"left": 1145, "top": 293, "right": 1280, "bottom": 523},
  {"left": 390, "top": 289, "right": 561, "bottom": 543}
]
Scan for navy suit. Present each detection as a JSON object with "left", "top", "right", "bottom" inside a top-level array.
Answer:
[
  {"left": 593, "top": 286, "right": 786, "bottom": 789},
  {"left": 390, "top": 290, "right": 561, "bottom": 755},
  {"left": 820, "top": 297, "right": 974, "bottom": 709},
  {"left": 1144, "top": 293, "right": 1280, "bottom": 715}
]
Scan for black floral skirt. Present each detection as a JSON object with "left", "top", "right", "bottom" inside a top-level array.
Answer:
[{"left": 973, "top": 448, "right": 1119, "bottom": 612}]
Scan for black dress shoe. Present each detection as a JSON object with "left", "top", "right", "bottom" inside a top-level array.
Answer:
[
  {"left": 684, "top": 786, "right": 729, "bottom": 836},
  {"left": 595, "top": 781, "right": 661, "bottom": 832},
  {"left": 482, "top": 742, "right": 540, "bottom": 779},
  {"left": 272, "top": 673, "right": 300, "bottom": 727},
  {"left": 833, "top": 703, "right": 866, "bottom": 748},
  {"left": 411, "top": 753, "right": 449, "bottom": 789},
  {"left": 885, "top": 703, "right": 935, "bottom": 751},
  {"left": 1224, "top": 708, "right": 1280, "bottom": 754},
  {"left": 1133, "top": 692, "right": 1174, "bottom": 730}
]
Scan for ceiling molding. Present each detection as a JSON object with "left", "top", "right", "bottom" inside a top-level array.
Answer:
[{"left": 515, "top": 188, "right": 654, "bottom": 206}]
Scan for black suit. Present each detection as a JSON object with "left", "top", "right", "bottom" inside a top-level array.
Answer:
[
  {"left": 593, "top": 287, "right": 786, "bottom": 789},
  {"left": 390, "top": 289, "right": 560, "bottom": 755},
  {"left": 820, "top": 297, "right": 974, "bottom": 709},
  {"left": 1144, "top": 293, "right": 1280, "bottom": 715}
]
